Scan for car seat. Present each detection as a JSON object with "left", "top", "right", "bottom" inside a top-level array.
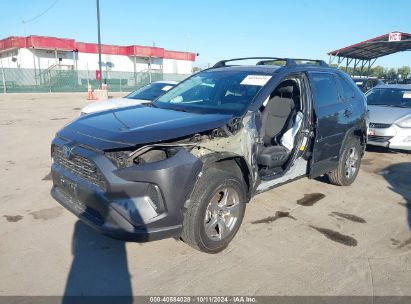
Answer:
[{"left": 257, "top": 81, "right": 299, "bottom": 168}]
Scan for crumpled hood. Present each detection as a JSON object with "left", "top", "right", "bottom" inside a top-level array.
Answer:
[
  {"left": 368, "top": 105, "right": 411, "bottom": 124},
  {"left": 81, "top": 97, "right": 149, "bottom": 114},
  {"left": 58, "top": 105, "right": 233, "bottom": 150}
]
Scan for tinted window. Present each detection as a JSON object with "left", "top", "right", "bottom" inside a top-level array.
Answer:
[
  {"left": 126, "top": 82, "right": 176, "bottom": 100},
  {"left": 337, "top": 76, "right": 355, "bottom": 101},
  {"left": 310, "top": 73, "right": 339, "bottom": 108},
  {"left": 366, "top": 88, "right": 411, "bottom": 108}
]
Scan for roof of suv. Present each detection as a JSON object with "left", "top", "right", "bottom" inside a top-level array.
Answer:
[
  {"left": 207, "top": 57, "right": 335, "bottom": 75},
  {"left": 209, "top": 65, "right": 281, "bottom": 74},
  {"left": 209, "top": 64, "right": 338, "bottom": 76}
]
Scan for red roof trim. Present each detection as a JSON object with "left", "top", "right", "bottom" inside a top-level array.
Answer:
[
  {"left": 127, "top": 45, "right": 165, "bottom": 57},
  {"left": 0, "top": 35, "right": 195, "bottom": 61},
  {"left": 164, "top": 50, "right": 196, "bottom": 61},
  {"left": 0, "top": 36, "right": 27, "bottom": 50},
  {"left": 76, "top": 42, "right": 130, "bottom": 56}
]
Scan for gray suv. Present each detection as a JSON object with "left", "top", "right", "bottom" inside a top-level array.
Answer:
[{"left": 50, "top": 57, "right": 368, "bottom": 253}]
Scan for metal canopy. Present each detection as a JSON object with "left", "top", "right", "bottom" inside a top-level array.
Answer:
[{"left": 328, "top": 32, "right": 411, "bottom": 75}]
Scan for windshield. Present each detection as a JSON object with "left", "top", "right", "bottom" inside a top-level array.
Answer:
[
  {"left": 153, "top": 70, "right": 271, "bottom": 115},
  {"left": 366, "top": 87, "right": 411, "bottom": 108},
  {"left": 126, "top": 82, "right": 176, "bottom": 101}
]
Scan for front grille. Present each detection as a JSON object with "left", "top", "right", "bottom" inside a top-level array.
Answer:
[
  {"left": 53, "top": 145, "right": 106, "bottom": 189},
  {"left": 369, "top": 122, "right": 392, "bottom": 129},
  {"left": 368, "top": 135, "right": 393, "bottom": 143}
]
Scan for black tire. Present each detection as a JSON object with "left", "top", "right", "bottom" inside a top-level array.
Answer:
[
  {"left": 181, "top": 168, "right": 247, "bottom": 253},
  {"left": 327, "top": 137, "right": 362, "bottom": 186}
]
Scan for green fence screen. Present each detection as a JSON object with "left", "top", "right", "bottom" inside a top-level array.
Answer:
[{"left": 0, "top": 68, "right": 191, "bottom": 93}]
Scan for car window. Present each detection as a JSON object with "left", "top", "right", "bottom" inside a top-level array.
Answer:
[
  {"left": 126, "top": 83, "right": 175, "bottom": 100},
  {"left": 366, "top": 88, "right": 411, "bottom": 108},
  {"left": 363, "top": 80, "right": 374, "bottom": 92},
  {"left": 310, "top": 73, "right": 339, "bottom": 108},
  {"left": 180, "top": 82, "right": 215, "bottom": 102},
  {"left": 336, "top": 76, "right": 355, "bottom": 101},
  {"left": 154, "top": 70, "right": 268, "bottom": 115},
  {"left": 352, "top": 78, "right": 366, "bottom": 91}
]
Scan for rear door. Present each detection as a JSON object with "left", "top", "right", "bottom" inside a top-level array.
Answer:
[
  {"left": 308, "top": 72, "right": 346, "bottom": 178},
  {"left": 335, "top": 74, "right": 358, "bottom": 133}
]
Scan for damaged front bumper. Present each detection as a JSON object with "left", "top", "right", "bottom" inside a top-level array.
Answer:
[{"left": 50, "top": 137, "right": 203, "bottom": 242}]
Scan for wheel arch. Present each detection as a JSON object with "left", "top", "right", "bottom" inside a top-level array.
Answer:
[
  {"left": 201, "top": 153, "right": 253, "bottom": 201},
  {"left": 340, "top": 125, "right": 366, "bottom": 158}
]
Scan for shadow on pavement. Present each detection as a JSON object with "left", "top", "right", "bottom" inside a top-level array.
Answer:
[
  {"left": 380, "top": 162, "right": 411, "bottom": 229},
  {"left": 366, "top": 145, "right": 411, "bottom": 155},
  {"left": 63, "top": 220, "right": 133, "bottom": 302},
  {"left": 52, "top": 172, "right": 151, "bottom": 302},
  {"left": 366, "top": 145, "right": 397, "bottom": 154}
]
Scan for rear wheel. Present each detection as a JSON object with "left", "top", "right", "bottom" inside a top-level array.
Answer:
[
  {"left": 181, "top": 168, "right": 247, "bottom": 253},
  {"left": 327, "top": 137, "right": 362, "bottom": 186}
]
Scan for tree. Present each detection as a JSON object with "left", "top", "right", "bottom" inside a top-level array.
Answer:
[
  {"left": 370, "top": 66, "right": 385, "bottom": 78},
  {"left": 398, "top": 66, "right": 410, "bottom": 80},
  {"left": 386, "top": 68, "right": 397, "bottom": 81}
]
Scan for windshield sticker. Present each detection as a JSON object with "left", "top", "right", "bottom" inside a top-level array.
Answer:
[
  {"left": 170, "top": 96, "right": 183, "bottom": 103},
  {"left": 355, "top": 82, "right": 363, "bottom": 85},
  {"left": 403, "top": 92, "right": 411, "bottom": 99},
  {"left": 241, "top": 75, "right": 272, "bottom": 86},
  {"left": 161, "top": 85, "right": 173, "bottom": 91}
]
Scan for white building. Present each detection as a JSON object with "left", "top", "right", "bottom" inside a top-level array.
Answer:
[{"left": 0, "top": 35, "right": 195, "bottom": 75}]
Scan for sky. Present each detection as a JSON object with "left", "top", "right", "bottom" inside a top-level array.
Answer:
[{"left": 0, "top": 0, "right": 410, "bottom": 68}]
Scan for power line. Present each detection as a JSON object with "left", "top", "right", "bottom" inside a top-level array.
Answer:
[{"left": 22, "top": 0, "right": 59, "bottom": 24}]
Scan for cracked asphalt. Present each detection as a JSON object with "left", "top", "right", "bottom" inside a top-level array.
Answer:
[{"left": 0, "top": 93, "right": 410, "bottom": 296}]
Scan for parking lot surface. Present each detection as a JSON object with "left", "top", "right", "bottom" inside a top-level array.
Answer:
[{"left": 0, "top": 93, "right": 410, "bottom": 296}]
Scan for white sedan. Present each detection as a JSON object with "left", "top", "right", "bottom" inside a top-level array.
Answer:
[
  {"left": 366, "top": 84, "right": 411, "bottom": 151},
  {"left": 80, "top": 81, "right": 178, "bottom": 115}
]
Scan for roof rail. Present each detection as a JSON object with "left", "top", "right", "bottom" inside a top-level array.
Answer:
[{"left": 212, "top": 57, "right": 328, "bottom": 68}]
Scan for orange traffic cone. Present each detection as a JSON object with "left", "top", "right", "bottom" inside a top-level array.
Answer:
[{"left": 87, "top": 84, "right": 95, "bottom": 100}]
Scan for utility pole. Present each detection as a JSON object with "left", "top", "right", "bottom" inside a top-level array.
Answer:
[{"left": 96, "top": 0, "right": 102, "bottom": 89}]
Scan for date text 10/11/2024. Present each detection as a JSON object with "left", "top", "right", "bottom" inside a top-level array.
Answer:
[{"left": 149, "top": 296, "right": 257, "bottom": 303}]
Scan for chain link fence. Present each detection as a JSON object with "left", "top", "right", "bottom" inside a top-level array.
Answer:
[{"left": 0, "top": 67, "right": 191, "bottom": 93}]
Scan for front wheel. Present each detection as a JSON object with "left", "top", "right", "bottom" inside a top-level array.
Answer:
[
  {"left": 181, "top": 168, "right": 247, "bottom": 253},
  {"left": 327, "top": 137, "right": 362, "bottom": 186}
]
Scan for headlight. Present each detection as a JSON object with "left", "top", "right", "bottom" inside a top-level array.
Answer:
[
  {"left": 105, "top": 146, "right": 185, "bottom": 168},
  {"left": 396, "top": 115, "right": 411, "bottom": 128},
  {"left": 105, "top": 150, "right": 134, "bottom": 168}
]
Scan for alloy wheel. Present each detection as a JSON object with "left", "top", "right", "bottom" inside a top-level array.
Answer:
[
  {"left": 344, "top": 147, "right": 359, "bottom": 179},
  {"left": 204, "top": 187, "right": 241, "bottom": 240}
]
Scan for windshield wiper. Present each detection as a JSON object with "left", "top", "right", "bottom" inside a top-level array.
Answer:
[
  {"left": 169, "top": 107, "right": 190, "bottom": 113},
  {"left": 143, "top": 102, "right": 157, "bottom": 108},
  {"left": 369, "top": 104, "right": 401, "bottom": 107}
]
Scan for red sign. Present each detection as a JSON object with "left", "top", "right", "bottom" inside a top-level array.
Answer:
[
  {"left": 95, "top": 70, "right": 101, "bottom": 81},
  {"left": 388, "top": 32, "right": 402, "bottom": 42}
]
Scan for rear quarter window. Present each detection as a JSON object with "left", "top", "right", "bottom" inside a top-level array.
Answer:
[
  {"left": 336, "top": 75, "right": 355, "bottom": 102},
  {"left": 309, "top": 72, "right": 339, "bottom": 108}
]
